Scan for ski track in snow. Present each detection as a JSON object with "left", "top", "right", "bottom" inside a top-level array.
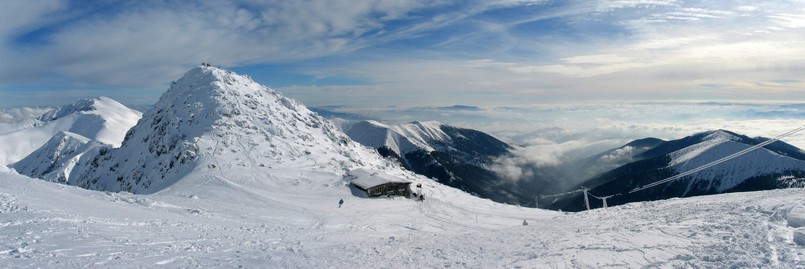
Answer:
[{"left": 1, "top": 170, "right": 804, "bottom": 268}]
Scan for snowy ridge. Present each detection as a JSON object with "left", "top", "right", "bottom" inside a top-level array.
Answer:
[
  {"left": 341, "top": 119, "right": 511, "bottom": 165},
  {"left": 343, "top": 120, "right": 425, "bottom": 156},
  {"left": 668, "top": 137, "right": 724, "bottom": 167},
  {"left": 68, "top": 66, "right": 395, "bottom": 193},
  {"left": 0, "top": 97, "right": 141, "bottom": 166},
  {"left": 664, "top": 129, "right": 805, "bottom": 194},
  {"left": 343, "top": 120, "right": 452, "bottom": 156},
  {"left": 669, "top": 130, "right": 744, "bottom": 166},
  {"left": 552, "top": 130, "right": 805, "bottom": 212},
  {"left": 41, "top": 97, "right": 108, "bottom": 121},
  {"left": 669, "top": 139, "right": 805, "bottom": 194},
  {"left": 389, "top": 120, "right": 452, "bottom": 148},
  {"left": 2, "top": 168, "right": 804, "bottom": 267},
  {"left": 37, "top": 96, "right": 142, "bottom": 147},
  {"left": 702, "top": 129, "right": 743, "bottom": 142},
  {"left": 12, "top": 131, "right": 106, "bottom": 183}
]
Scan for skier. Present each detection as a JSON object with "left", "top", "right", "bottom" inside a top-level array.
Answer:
[
  {"left": 338, "top": 198, "right": 344, "bottom": 208},
  {"left": 522, "top": 219, "right": 528, "bottom": 226}
]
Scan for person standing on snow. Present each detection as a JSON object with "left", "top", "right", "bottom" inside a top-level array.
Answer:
[{"left": 338, "top": 199, "right": 344, "bottom": 208}]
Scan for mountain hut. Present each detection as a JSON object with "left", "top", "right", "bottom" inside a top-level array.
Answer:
[{"left": 348, "top": 169, "right": 412, "bottom": 198}]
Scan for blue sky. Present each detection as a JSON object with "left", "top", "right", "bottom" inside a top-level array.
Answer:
[{"left": 2, "top": 0, "right": 805, "bottom": 108}]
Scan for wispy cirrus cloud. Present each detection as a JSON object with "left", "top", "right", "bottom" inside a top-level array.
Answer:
[
  {"left": 2, "top": 1, "right": 805, "bottom": 108},
  {"left": 1, "top": 1, "right": 453, "bottom": 86}
]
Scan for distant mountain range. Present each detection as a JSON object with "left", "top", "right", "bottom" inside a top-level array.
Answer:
[{"left": 544, "top": 130, "right": 805, "bottom": 211}]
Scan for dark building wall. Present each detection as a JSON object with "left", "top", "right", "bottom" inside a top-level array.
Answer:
[{"left": 359, "top": 182, "right": 412, "bottom": 198}]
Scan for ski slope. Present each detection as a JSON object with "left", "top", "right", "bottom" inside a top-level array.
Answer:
[{"left": 1, "top": 166, "right": 804, "bottom": 268}]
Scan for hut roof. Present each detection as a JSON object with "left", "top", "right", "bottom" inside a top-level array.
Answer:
[{"left": 347, "top": 168, "right": 410, "bottom": 189}]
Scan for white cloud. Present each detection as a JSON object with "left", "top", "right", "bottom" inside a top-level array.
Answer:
[
  {"left": 594, "top": 0, "right": 679, "bottom": 12},
  {"left": 3, "top": 0, "right": 805, "bottom": 109},
  {"left": 770, "top": 10, "right": 805, "bottom": 28},
  {"left": 0, "top": 1, "right": 451, "bottom": 87},
  {"left": 600, "top": 146, "right": 634, "bottom": 162},
  {"left": 0, "top": 1, "right": 66, "bottom": 39},
  {"left": 562, "top": 54, "right": 632, "bottom": 65},
  {"left": 631, "top": 35, "right": 717, "bottom": 50}
]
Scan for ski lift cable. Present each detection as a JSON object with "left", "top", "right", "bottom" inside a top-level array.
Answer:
[
  {"left": 629, "top": 125, "right": 805, "bottom": 193},
  {"left": 631, "top": 125, "right": 805, "bottom": 192},
  {"left": 534, "top": 125, "right": 805, "bottom": 206},
  {"left": 538, "top": 188, "right": 584, "bottom": 199},
  {"left": 629, "top": 124, "right": 805, "bottom": 193},
  {"left": 586, "top": 191, "right": 617, "bottom": 200}
]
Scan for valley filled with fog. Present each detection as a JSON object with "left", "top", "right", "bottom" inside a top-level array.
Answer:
[{"left": 321, "top": 102, "right": 805, "bottom": 189}]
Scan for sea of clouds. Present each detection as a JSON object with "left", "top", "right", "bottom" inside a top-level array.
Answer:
[{"left": 328, "top": 102, "right": 805, "bottom": 188}]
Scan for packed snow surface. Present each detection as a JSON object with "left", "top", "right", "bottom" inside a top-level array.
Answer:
[{"left": 1, "top": 169, "right": 804, "bottom": 268}]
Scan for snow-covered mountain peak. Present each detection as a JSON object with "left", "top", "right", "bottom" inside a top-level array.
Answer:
[
  {"left": 401, "top": 121, "right": 450, "bottom": 143},
  {"left": 0, "top": 97, "right": 140, "bottom": 166},
  {"left": 39, "top": 96, "right": 132, "bottom": 121},
  {"left": 408, "top": 120, "right": 444, "bottom": 129},
  {"left": 161, "top": 66, "right": 264, "bottom": 100},
  {"left": 670, "top": 131, "right": 742, "bottom": 167},
  {"left": 148, "top": 65, "right": 348, "bottom": 145},
  {"left": 52, "top": 131, "right": 90, "bottom": 144},
  {"left": 701, "top": 129, "right": 742, "bottom": 143},
  {"left": 12, "top": 131, "right": 106, "bottom": 183},
  {"left": 653, "top": 129, "right": 805, "bottom": 194},
  {"left": 342, "top": 120, "right": 453, "bottom": 156},
  {"left": 361, "top": 120, "right": 391, "bottom": 129},
  {"left": 37, "top": 96, "right": 141, "bottom": 147},
  {"left": 69, "top": 65, "right": 391, "bottom": 193}
]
